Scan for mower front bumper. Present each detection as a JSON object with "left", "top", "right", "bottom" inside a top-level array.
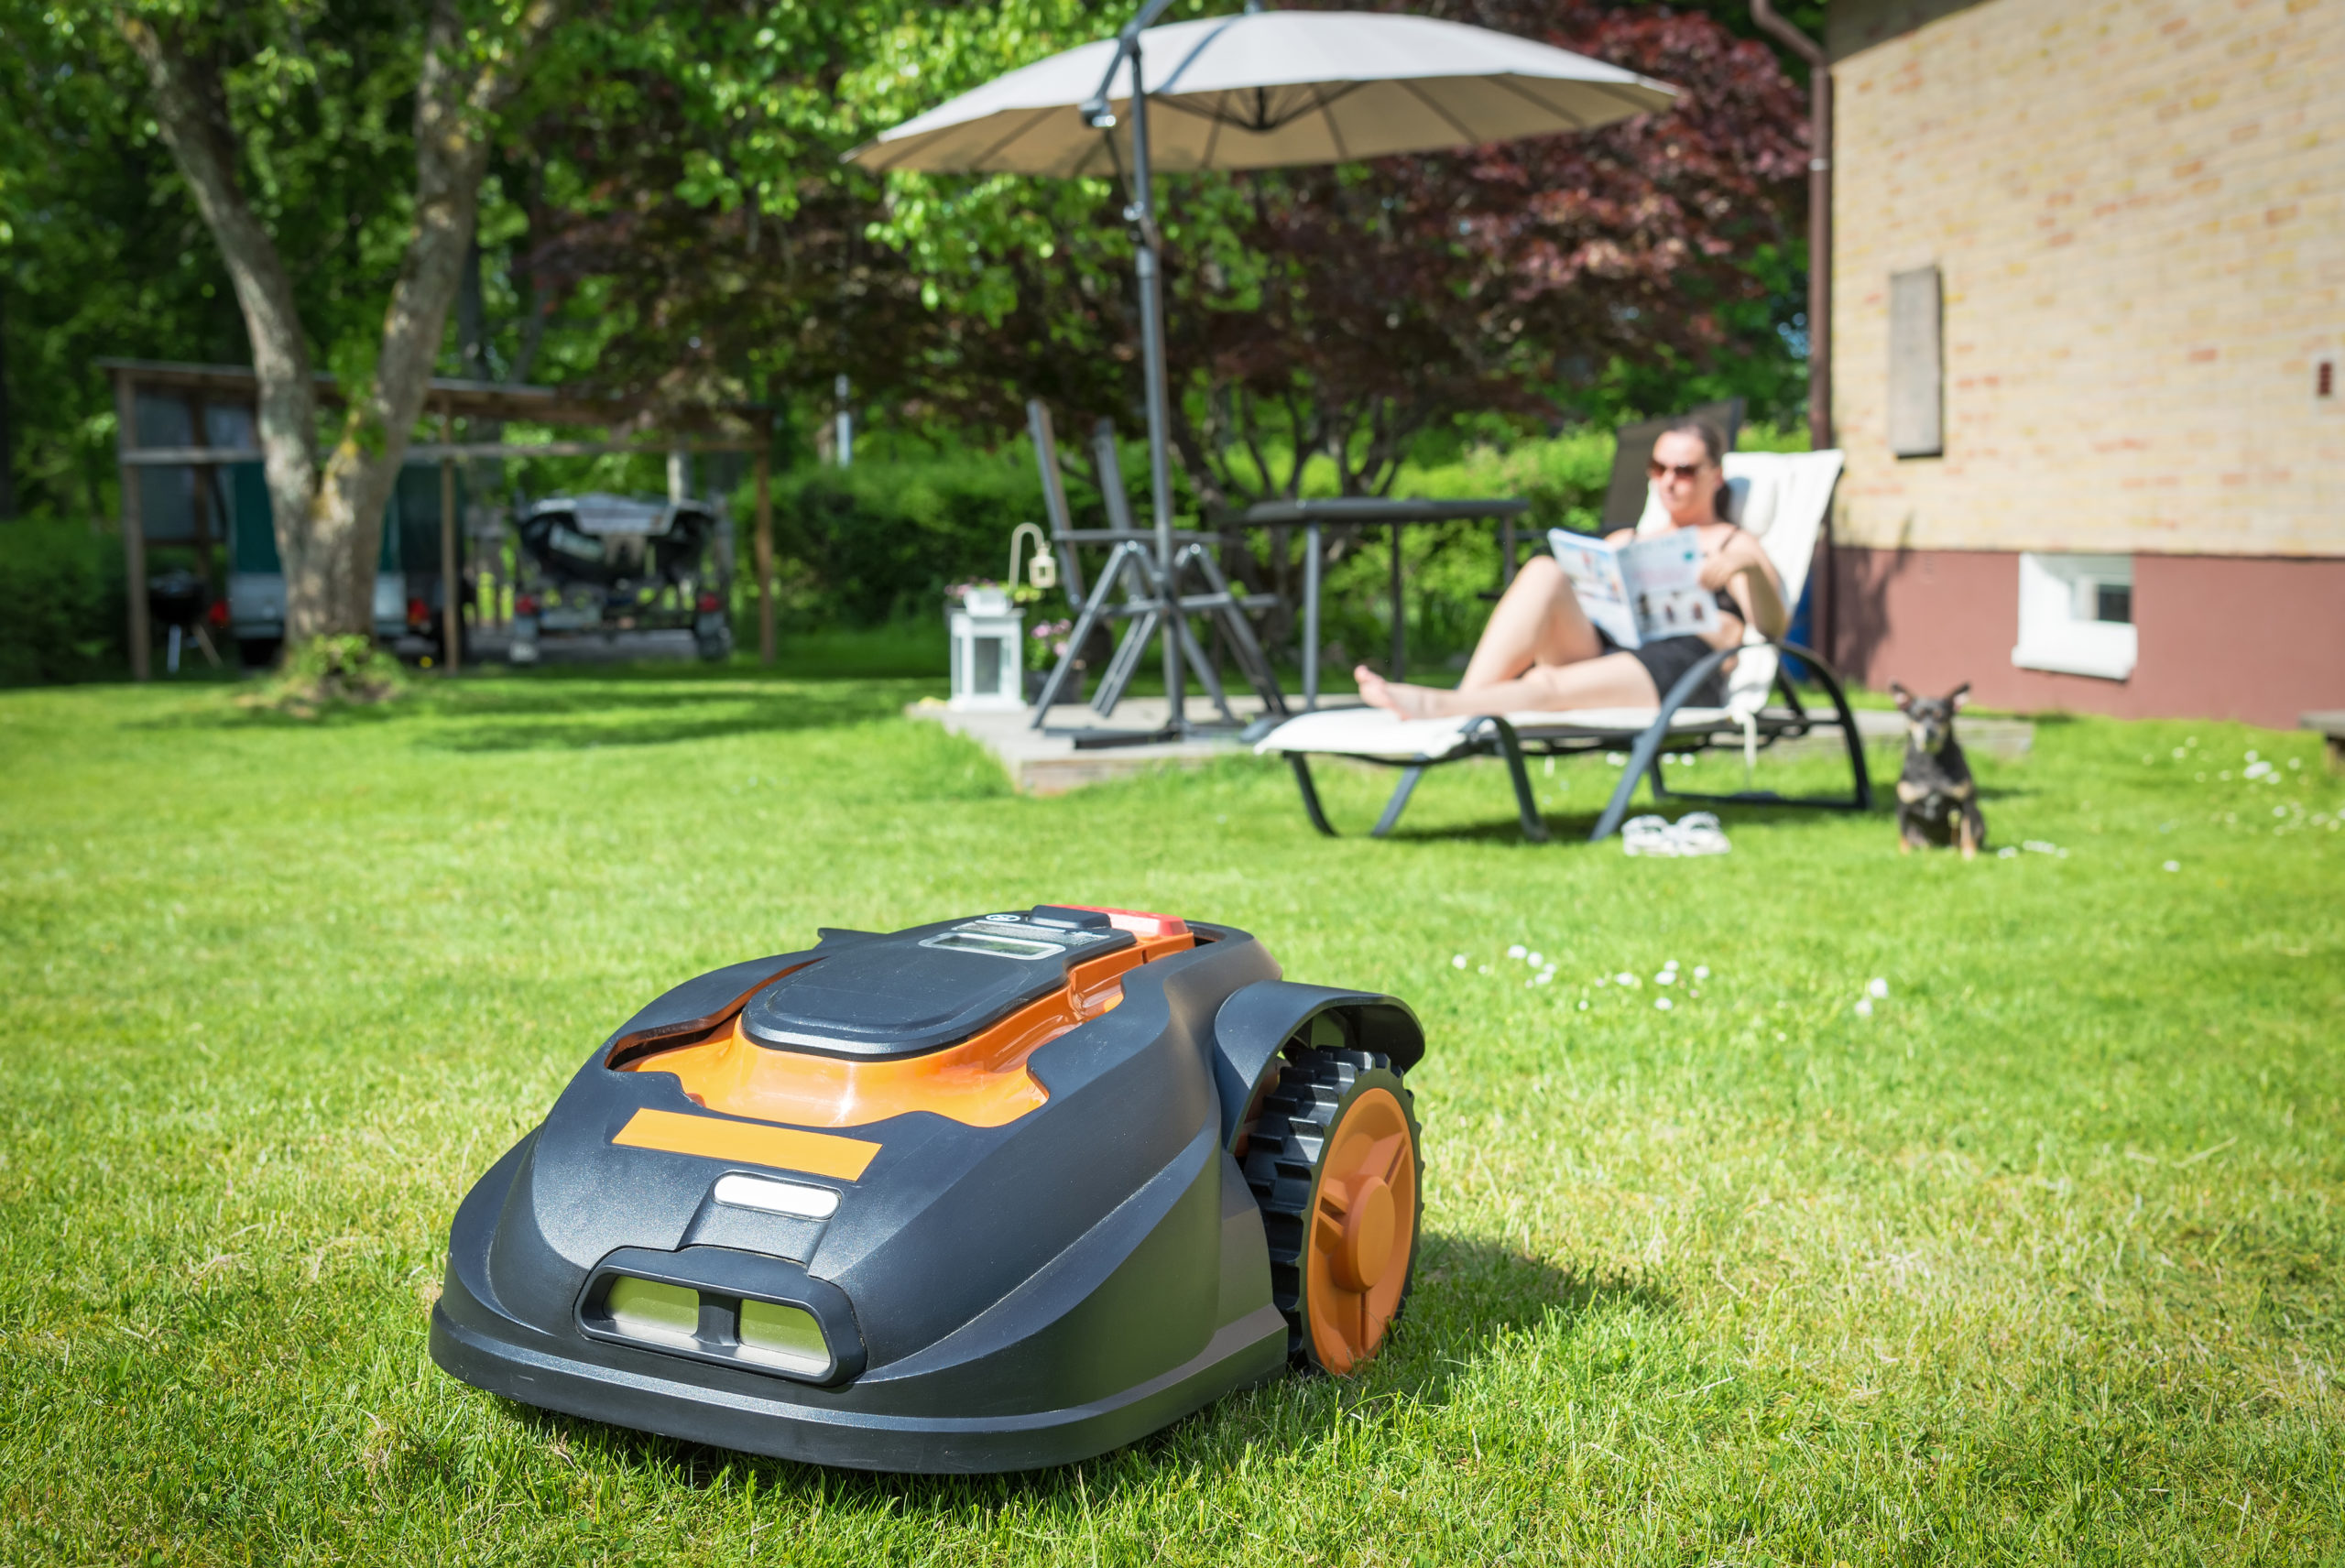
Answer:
[
  {"left": 429, "top": 1130, "right": 1290, "bottom": 1474},
  {"left": 431, "top": 1290, "right": 1285, "bottom": 1474}
]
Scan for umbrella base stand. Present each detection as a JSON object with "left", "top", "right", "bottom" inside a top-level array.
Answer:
[
  {"left": 1060, "top": 714, "right": 1260, "bottom": 750},
  {"left": 1065, "top": 724, "right": 1182, "bottom": 751}
]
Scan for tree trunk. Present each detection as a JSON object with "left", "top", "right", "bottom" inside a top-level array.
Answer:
[
  {"left": 119, "top": 15, "right": 324, "bottom": 634},
  {"left": 120, "top": 1, "right": 562, "bottom": 646}
]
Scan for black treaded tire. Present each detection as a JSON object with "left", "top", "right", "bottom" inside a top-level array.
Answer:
[{"left": 1239, "top": 1046, "right": 1423, "bottom": 1372}]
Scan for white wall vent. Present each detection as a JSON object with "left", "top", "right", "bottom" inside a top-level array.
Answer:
[{"left": 2012, "top": 553, "right": 2136, "bottom": 681}]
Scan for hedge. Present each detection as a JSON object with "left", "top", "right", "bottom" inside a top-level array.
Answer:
[
  {"left": 0, "top": 520, "right": 126, "bottom": 686},
  {"left": 765, "top": 451, "right": 1055, "bottom": 626}
]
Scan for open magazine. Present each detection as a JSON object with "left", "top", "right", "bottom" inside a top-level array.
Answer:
[{"left": 1547, "top": 528, "right": 1719, "bottom": 649}]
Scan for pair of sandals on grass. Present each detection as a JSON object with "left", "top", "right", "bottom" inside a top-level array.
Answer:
[{"left": 1621, "top": 811, "right": 1730, "bottom": 857}]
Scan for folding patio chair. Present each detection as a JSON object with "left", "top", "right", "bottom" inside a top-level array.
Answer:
[
  {"left": 1024, "top": 400, "right": 1288, "bottom": 727},
  {"left": 1253, "top": 450, "right": 1871, "bottom": 842}
]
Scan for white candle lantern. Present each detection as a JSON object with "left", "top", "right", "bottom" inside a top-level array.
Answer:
[{"left": 948, "top": 585, "right": 1024, "bottom": 710}]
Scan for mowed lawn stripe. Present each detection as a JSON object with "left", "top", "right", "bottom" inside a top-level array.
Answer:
[{"left": 0, "top": 674, "right": 2338, "bottom": 1563}]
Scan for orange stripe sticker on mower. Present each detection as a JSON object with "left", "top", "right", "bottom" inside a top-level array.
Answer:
[{"left": 612, "top": 1108, "right": 880, "bottom": 1181}]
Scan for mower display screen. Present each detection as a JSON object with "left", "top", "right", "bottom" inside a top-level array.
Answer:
[{"left": 923, "top": 931, "right": 1061, "bottom": 961}]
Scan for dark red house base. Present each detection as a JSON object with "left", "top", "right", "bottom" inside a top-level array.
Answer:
[{"left": 1822, "top": 549, "right": 2345, "bottom": 730}]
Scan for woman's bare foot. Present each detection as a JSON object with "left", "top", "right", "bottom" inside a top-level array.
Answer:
[{"left": 1355, "top": 665, "right": 1445, "bottom": 719}]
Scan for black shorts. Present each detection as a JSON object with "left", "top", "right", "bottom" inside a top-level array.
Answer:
[{"left": 1598, "top": 630, "right": 1727, "bottom": 707}]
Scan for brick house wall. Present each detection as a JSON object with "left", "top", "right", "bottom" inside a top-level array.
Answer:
[{"left": 1820, "top": 0, "right": 2344, "bottom": 725}]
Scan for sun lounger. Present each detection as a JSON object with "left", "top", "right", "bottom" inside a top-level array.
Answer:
[{"left": 1253, "top": 451, "right": 1871, "bottom": 842}]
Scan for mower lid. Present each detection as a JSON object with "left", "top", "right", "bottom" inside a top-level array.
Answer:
[{"left": 740, "top": 907, "right": 1133, "bottom": 1059}]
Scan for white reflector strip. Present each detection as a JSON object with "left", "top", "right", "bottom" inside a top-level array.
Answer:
[
  {"left": 713, "top": 1173, "right": 840, "bottom": 1219},
  {"left": 605, "top": 1277, "right": 700, "bottom": 1348},
  {"left": 736, "top": 1298, "right": 830, "bottom": 1375}
]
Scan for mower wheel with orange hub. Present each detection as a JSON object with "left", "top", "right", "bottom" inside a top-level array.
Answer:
[{"left": 1241, "top": 1048, "right": 1423, "bottom": 1374}]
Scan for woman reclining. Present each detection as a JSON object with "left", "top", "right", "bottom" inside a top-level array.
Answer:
[{"left": 1357, "top": 418, "right": 1788, "bottom": 719}]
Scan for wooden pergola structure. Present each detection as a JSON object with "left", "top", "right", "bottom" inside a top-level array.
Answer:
[{"left": 99, "top": 358, "right": 780, "bottom": 679}]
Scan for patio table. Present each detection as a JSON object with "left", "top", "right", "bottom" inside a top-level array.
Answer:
[{"left": 1235, "top": 496, "right": 1532, "bottom": 710}]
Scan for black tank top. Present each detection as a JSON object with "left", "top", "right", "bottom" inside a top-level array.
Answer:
[{"left": 1709, "top": 524, "right": 1751, "bottom": 619}]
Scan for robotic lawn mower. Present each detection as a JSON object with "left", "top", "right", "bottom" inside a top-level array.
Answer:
[{"left": 430, "top": 906, "right": 1425, "bottom": 1473}]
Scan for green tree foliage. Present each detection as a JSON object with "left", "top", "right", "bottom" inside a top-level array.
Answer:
[
  {"left": 0, "top": 1, "right": 472, "bottom": 517},
  {"left": 0, "top": 6, "right": 234, "bottom": 519},
  {"left": 3, "top": 0, "right": 1818, "bottom": 652},
  {"left": 7, "top": 0, "right": 563, "bottom": 652},
  {"left": 523, "top": 1, "right": 1809, "bottom": 500}
]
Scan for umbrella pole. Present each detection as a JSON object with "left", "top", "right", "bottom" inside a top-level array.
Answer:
[{"left": 1126, "top": 44, "right": 1187, "bottom": 736}]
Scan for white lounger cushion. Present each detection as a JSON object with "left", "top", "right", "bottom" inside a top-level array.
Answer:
[{"left": 1255, "top": 704, "right": 1738, "bottom": 763}]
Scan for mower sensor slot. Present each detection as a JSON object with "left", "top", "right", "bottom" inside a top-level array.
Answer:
[
  {"left": 605, "top": 1019, "right": 730, "bottom": 1072},
  {"left": 601, "top": 958, "right": 822, "bottom": 1073},
  {"left": 576, "top": 1248, "right": 866, "bottom": 1388}
]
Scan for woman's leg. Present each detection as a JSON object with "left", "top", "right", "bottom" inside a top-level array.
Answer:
[
  {"left": 1358, "top": 556, "right": 1653, "bottom": 717},
  {"left": 1360, "top": 649, "right": 1660, "bottom": 718},
  {"left": 1458, "top": 555, "right": 1604, "bottom": 686}
]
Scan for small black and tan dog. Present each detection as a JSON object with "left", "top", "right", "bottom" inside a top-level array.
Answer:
[{"left": 1892, "top": 681, "right": 1986, "bottom": 858}]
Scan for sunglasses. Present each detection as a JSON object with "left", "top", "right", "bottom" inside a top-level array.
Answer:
[{"left": 1647, "top": 460, "right": 1711, "bottom": 482}]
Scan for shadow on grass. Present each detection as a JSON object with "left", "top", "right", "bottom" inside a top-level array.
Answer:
[
  {"left": 1347, "top": 749, "right": 2059, "bottom": 843},
  {"left": 493, "top": 1234, "right": 1663, "bottom": 1508},
  {"left": 1277, "top": 743, "right": 1923, "bottom": 846},
  {"left": 1358, "top": 796, "right": 1897, "bottom": 848},
  {"left": 416, "top": 683, "right": 913, "bottom": 753},
  {"left": 127, "top": 668, "right": 922, "bottom": 751}
]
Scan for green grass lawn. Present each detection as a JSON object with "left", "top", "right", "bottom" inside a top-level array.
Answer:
[{"left": 2, "top": 665, "right": 2340, "bottom": 1565}]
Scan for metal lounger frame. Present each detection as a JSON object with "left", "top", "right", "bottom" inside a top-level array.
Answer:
[{"left": 1283, "top": 638, "right": 1873, "bottom": 844}]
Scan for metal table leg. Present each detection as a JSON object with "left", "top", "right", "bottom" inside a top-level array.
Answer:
[
  {"left": 1303, "top": 521, "right": 1320, "bottom": 712},
  {"left": 1389, "top": 520, "right": 1404, "bottom": 681}
]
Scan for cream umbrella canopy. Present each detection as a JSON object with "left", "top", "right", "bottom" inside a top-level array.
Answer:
[
  {"left": 849, "top": 10, "right": 1674, "bottom": 177},
  {"left": 847, "top": 5, "right": 1676, "bottom": 736}
]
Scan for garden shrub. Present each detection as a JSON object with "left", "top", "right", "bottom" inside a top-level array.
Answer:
[
  {"left": 0, "top": 519, "right": 126, "bottom": 685},
  {"left": 238, "top": 633, "right": 406, "bottom": 716},
  {"left": 768, "top": 451, "right": 1053, "bottom": 626}
]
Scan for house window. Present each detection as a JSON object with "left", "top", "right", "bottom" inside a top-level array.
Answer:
[
  {"left": 2012, "top": 554, "right": 2136, "bottom": 681},
  {"left": 1888, "top": 266, "right": 1944, "bottom": 458}
]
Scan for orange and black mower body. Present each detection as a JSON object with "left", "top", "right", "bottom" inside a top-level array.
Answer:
[{"left": 429, "top": 906, "right": 1425, "bottom": 1473}]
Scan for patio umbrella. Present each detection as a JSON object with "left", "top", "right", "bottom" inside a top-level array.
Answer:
[
  {"left": 846, "top": 5, "right": 1677, "bottom": 735},
  {"left": 851, "top": 10, "right": 1674, "bottom": 177}
]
